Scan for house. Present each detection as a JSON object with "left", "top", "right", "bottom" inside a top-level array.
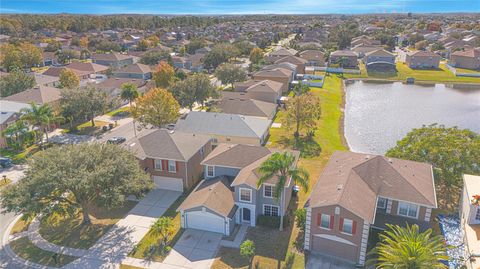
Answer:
[
  {"left": 351, "top": 35, "right": 381, "bottom": 47},
  {"left": 351, "top": 44, "right": 384, "bottom": 58},
  {"left": 329, "top": 50, "right": 359, "bottom": 68},
  {"left": 41, "top": 51, "right": 58, "bottom": 67},
  {"left": 233, "top": 79, "right": 283, "bottom": 103},
  {"left": 217, "top": 97, "right": 277, "bottom": 119},
  {"left": 274, "top": 55, "right": 307, "bottom": 73},
  {"left": 364, "top": 49, "right": 396, "bottom": 71},
  {"left": 92, "top": 52, "right": 134, "bottom": 68},
  {"left": 43, "top": 66, "right": 90, "bottom": 80},
  {"left": 95, "top": 77, "right": 147, "bottom": 97},
  {"left": 2, "top": 85, "right": 62, "bottom": 109},
  {"left": 252, "top": 68, "right": 293, "bottom": 94},
  {"left": 299, "top": 50, "right": 325, "bottom": 66},
  {"left": 113, "top": 63, "right": 152, "bottom": 80},
  {"left": 34, "top": 73, "right": 60, "bottom": 87},
  {"left": 266, "top": 48, "right": 297, "bottom": 63},
  {"left": 304, "top": 151, "right": 437, "bottom": 266},
  {"left": 0, "top": 101, "right": 30, "bottom": 148},
  {"left": 450, "top": 49, "right": 480, "bottom": 70},
  {"left": 405, "top": 51, "right": 441, "bottom": 69},
  {"left": 177, "top": 144, "right": 299, "bottom": 235},
  {"left": 460, "top": 174, "right": 480, "bottom": 269},
  {"left": 174, "top": 111, "right": 271, "bottom": 146},
  {"left": 125, "top": 129, "right": 212, "bottom": 192},
  {"left": 67, "top": 61, "right": 109, "bottom": 75}
]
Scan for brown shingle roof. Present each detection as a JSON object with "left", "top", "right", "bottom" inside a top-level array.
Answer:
[
  {"left": 274, "top": 55, "right": 308, "bottom": 65},
  {"left": 408, "top": 50, "right": 441, "bottom": 58},
  {"left": 308, "top": 151, "right": 437, "bottom": 223},
  {"left": 201, "top": 144, "right": 271, "bottom": 169},
  {"left": 218, "top": 97, "right": 277, "bottom": 119},
  {"left": 177, "top": 176, "right": 237, "bottom": 218},
  {"left": 92, "top": 52, "right": 133, "bottom": 62},
  {"left": 452, "top": 48, "right": 480, "bottom": 58},
  {"left": 67, "top": 61, "right": 109, "bottom": 73},
  {"left": 2, "top": 86, "right": 61, "bottom": 105},
  {"left": 253, "top": 67, "right": 293, "bottom": 78},
  {"left": 115, "top": 63, "right": 152, "bottom": 74}
]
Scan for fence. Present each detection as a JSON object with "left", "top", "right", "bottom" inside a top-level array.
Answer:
[{"left": 445, "top": 63, "right": 480, "bottom": 78}]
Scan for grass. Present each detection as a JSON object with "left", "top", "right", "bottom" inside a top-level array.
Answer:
[
  {"left": 454, "top": 67, "right": 480, "bottom": 74},
  {"left": 0, "top": 177, "right": 12, "bottom": 188},
  {"left": 120, "top": 265, "right": 145, "bottom": 269},
  {"left": 129, "top": 190, "right": 192, "bottom": 262},
  {"left": 106, "top": 106, "right": 131, "bottom": 117},
  {"left": 10, "top": 237, "right": 78, "bottom": 267},
  {"left": 0, "top": 144, "right": 42, "bottom": 164},
  {"left": 38, "top": 201, "right": 137, "bottom": 249},
  {"left": 75, "top": 120, "right": 110, "bottom": 136},
  {"left": 212, "top": 75, "right": 348, "bottom": 269},
  {"left": 10, "top": 217, "right": 33, "bottom": 235},
  {"left": 345, "top": 62, "right": 480, "bottom": 84}
]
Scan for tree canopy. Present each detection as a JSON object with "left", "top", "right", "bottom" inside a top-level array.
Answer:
[
  {"left": 386, "top": 125, "right": 480, "bottom": 209},
  {"left": 120, "top": 83, "right": 140, "bottom": 105},
  {"left": 0, "top": 68, "right": 35, "bottom": 97},
  {"left": 283, "top": 93, "right": 321, "bottom": 142},
  {"left": 203, "top": 43, "right": 239, "bottom": 69},
  {"left": 59, "top": 69, "right": 80, "bottom": 89},
  {"left": 0, "top": 143, "right": 152, "bottom": 224},
  {"left": 168, "top": 73, "right": 217, "bottom": 110},
  {"left": 139, "top": 50, "right": 170, "bottom": 65},
  {"left": 153, "top": 61, "right": 175, "bottom": 88},
  {"left": 249, "top": 47, "right": 264, "bottom": 65},
  {"left": 214, "top": 63, "right": 247, "bottom": 89},
  {"left": 0, "top": 43, "right": 42, "bottom": 71},
  {"left": 132, "top": 88, "right": 180, "bottom": 128}
]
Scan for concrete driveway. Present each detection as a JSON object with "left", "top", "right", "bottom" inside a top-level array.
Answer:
[
  {"left": 306, "top": 252, "right": 357, "bottom": 269},
  {"left": 163, "top": 229, "right": 222, "bottom": 269}
]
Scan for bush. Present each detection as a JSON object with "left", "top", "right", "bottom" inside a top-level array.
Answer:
[
  {"left": 240, "top": 240, "right": 255, "bottom": 261},
  {"left": 257, "top": 215, "right": 289, "bottom": 229},
  {"left": 295, "top": 208, "right": 306, "bottom": 232}
]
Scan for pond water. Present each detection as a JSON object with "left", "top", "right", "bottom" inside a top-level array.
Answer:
[{"left": 344, "top": 81, "right": 480, "bottom": 154}]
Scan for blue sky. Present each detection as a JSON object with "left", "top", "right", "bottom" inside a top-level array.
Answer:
[{"left": 1, "top": 0, "right": 479, "bottom": 14}]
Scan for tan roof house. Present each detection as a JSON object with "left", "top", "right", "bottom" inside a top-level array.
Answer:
[
  {"left": 177, "top": 144, "right": 299, "bottom": 235},
  {"left": 274, "top": 55, "right": 307, "bottom": 73},
  {"left": 233, "top": 79, "right": 283, "bottom": 103},
  {"left": 266, "top": 47, "right": 297, "bottom": 62},
  {"left": 299, "top": 50, "right": 325, "bottom": 66},
  {"left": 304, "top": 151, "right": 437, "bottom": 266},
  {"left": 252, "top": 68, "right": 293, "bottom": 94},
  {"left": 217, "top": 97, "right": 277, "bottom": 119},
  {"left": 329, "top": 50, "right": 359, "bottom": 68},
  {"left": 450, "top": 49, "right": 480, "bottom": 70},
  {"left": 3, "top": 85, "right": 62, "bottom": 108},
  {"left": 125, "top": 129, "right": 212, "bottom": 192},
  {"left": 405, "top": 50, "right": 441, "bottom": 69}
]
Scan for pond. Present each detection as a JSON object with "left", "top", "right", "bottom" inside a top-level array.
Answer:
[{"left": 344, "top": 81, "right": 480, "bottom": 154}]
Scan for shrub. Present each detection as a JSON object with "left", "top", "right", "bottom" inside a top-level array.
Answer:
[
  {"left": 240, "top": 240, "right": 255, "bottom": 261},
  {"left": 257, "top": 215, "right": 289, "bottom": 229},
  {"left": 295, "top": 208, "right": 306, "bottom": 232}
]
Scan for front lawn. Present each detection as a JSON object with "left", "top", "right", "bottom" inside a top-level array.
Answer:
[
  {"left": 10, "top": 237, "right": 78, "bottom": 267},
  {"left": 38, "top": 201, "right": 137, "bottom": 249},
  {"left": 74, "top": 120, "right": 110, "bottom": 136},
  {"left": 0, "top": 144, "right": 42, "bottom": 164},
  {"left": 106, "top": 106, "right": 131, "bottom": 117},
  {"left": 129, "top": 191, "right": 191, "bottom": 262},
  {"left": 345, "top": 62, "right": 480, "bottom": 84},
  {"left": 212, "top": 75, "right": 348, "bottom": 269}
]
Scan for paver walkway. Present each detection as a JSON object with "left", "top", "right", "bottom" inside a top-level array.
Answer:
[{"left": 219, "top": 224, "right": 248, "bottom": 248}]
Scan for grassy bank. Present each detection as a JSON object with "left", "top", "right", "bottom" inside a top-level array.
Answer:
[
  {"left": 212, "top": 75, "right": 348, "bottom": 269},
  {"left": 345, "top": 62, "right": 480, "bottom": 84}
]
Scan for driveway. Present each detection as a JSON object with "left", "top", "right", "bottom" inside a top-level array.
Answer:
[
  {"left": 64, "top": 189, "right": 182, "bottom": 268},
  {"left": 163, "top": 229, "right": 222, "bottom": 269},
  {"left": 306, "top": 252, "right": 356, "bottom": 269}
]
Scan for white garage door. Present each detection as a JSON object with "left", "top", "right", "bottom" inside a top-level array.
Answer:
[
  {"left": 186, "top": 210, "right": 225, "bottom": 234},
  {"left": 153, "top": 176, "right": 183, "bottom": 192}
]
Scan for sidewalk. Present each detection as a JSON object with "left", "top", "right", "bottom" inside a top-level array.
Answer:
[{"left": 219, "top": 225, "right": 248, "bottom": 249}]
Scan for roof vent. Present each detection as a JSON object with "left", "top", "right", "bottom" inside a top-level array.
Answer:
[
  {"left": 336, "top": 184, "right": 343, "bottom": 191},
  {"left": 365, "top": 155, "right": 370, "bottom": 160}
]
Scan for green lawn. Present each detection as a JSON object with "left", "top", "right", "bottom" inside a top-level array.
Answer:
[
  {"left": 345, "top": 62, "right": 480, "bottom": 84},
  {"left": 10, "top": 217, "right": 33, "bottom": 235},
  {"left": 106, "top": 106, "right": 131, "bottom": 117},
  {"left": 39, "top": 201, "right": 137, "bottom": 249},
  {"left": 74, "top": 120, "right": 110, "bottom": 136},
  {"left": 129, "top": 191, "right": 192, "bottom": 262},
  {"left": 212, "top": 75, "right": 348, "bottom": 269},
  {"left": 10, "top": 237, "right": 78, "bottom": 267},
  {"left": 0, "top": 144, "right": 42, "bottom": 164}
]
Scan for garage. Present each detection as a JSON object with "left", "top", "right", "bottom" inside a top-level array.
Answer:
[
  {"left": 311, "top": 234, "right": 358, "bottom": 262},
  {"left": 153, "top": 176, "right": 183, "bottom": 192},
  {"left": 185, "top": 210, "right": 225, "bottom": 234}
]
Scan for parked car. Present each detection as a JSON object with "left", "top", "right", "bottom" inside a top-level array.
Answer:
[
  {"left": 107, "top": 137, "right": 126, "bottom": 144},
  {"left": 0, "top": 157, "right": 13, "bottom": 168}
]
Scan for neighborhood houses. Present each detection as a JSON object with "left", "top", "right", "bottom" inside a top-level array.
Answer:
[{"left": 0, "top": 9, "right": 479, "bottom": 269}]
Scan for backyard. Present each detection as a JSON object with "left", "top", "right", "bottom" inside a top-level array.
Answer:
[{"left": 211, "top": 75, "right": 348, "bottom": 268}]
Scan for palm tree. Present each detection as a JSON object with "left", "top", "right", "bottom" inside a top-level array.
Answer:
[
  {"left": 150, "top": 217, "right": 174, "bottom": 250},
  {"left": 257, "top": 152, "right": 309, "bottom": 231},
  {"left": 20, "top": 103, "right": 63, "bottom": 145},
  {"left": 120, "top": 83, "right": 140, "bottom": 106},
  {"left": 369, "top": 224, "right": 448, "bottom": 268},
  {"left": 1, "top": 120, "right": 29, "bottom": 150}
]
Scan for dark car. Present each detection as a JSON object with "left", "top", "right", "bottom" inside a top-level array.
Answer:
[
  {"left": 107, "top": 136, "right": 126, "bottom": 144},
  {"left": 0, "top": 157, "right": 13, "bottom": 168}
]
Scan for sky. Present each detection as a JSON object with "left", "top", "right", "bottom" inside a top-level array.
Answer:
[{"left": 1, "top": 0, "right": 479, "bottom": 14}]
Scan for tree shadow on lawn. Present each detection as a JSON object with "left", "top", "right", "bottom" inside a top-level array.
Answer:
[{"left": 276, "top": 135, "right": 321, "bottom": 159}]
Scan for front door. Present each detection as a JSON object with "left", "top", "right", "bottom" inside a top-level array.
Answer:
[{"left": 242, "top": 208, "right": 251, "bottom": 222}]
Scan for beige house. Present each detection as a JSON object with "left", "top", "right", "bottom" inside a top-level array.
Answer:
[
  {"left": 232, "top": 79, "right": 283, "bottom": 104},
  {"left": 274, "top": 55, "right": 307, "bottom": 73},
  {"left": 252, "top": 68, "right": 293, "bottom": 94},
  {"left": 460, "top": 174, "right": 480, "bottom": 269},
  {"left": 329, "top": 50, "right": 359, "bottom": 68},
  {"left": 406, "top": 51, "right": 441, "bottom": 69},
  {"left": 450, "top": 49, "right": 480, "bottom": 70},
  {"left": 299, "top": 50, "right": 325, "bottom": 66},
  {"left": 305, "top": 151, "right": 437, "bottom": 266}
]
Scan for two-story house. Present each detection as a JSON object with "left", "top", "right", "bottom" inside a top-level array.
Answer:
[
  {"left": 364, "top": 49, "right": 396, "bottom": 71},
  {"left": 113, "top": 63, "right": 152, "bottom": 80},
  {"left": 125, "top": 129, "right": 212, "bottom": 192},
  {"left": 304, "top": 151, "right": 437, "bottom": 266},
  {"left": 460, "top": 174, "right": 480, "bottom": 269},
  {"left": 177, "top": 144, "right": 299, "bottom": 235}
]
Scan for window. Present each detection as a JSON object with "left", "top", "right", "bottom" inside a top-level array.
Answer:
[
  {"left": 212, "top": 138, "right": 218, "bottom": 144},
  {"left": 377, "top": 197, "right": 387, "bottom": 209},
  {"left": 264, "top": 205, "right": 279, "bottom": 216},
  {"left": 207, "top": 165, "right": 215, "bottom": 177},
  {"left": 200, "top": 146, "right": 204, "bottom": 156},
  {"left": 476, "top": 208, "right": 480, "bottom": 221},
  {"left": 264, "top": 185, "right": 275, "bottom": 198},
  {"left": 320, "top": 214, "right": 331, "bottom": 229},
  {"left": 239, "top": 188, "right": 252, "bottom": 203},
  {"left": 168, "top": 160, "right": 176, "bottom": 172},
  {"left": 398, "top": 202, "right": 419, "bottom": 218},
  {"left": 342, "top": 218, "right": 353, "bottom": 234},
  {"left": 154, "top": 159, "right": 163, "bottom": 170}
]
